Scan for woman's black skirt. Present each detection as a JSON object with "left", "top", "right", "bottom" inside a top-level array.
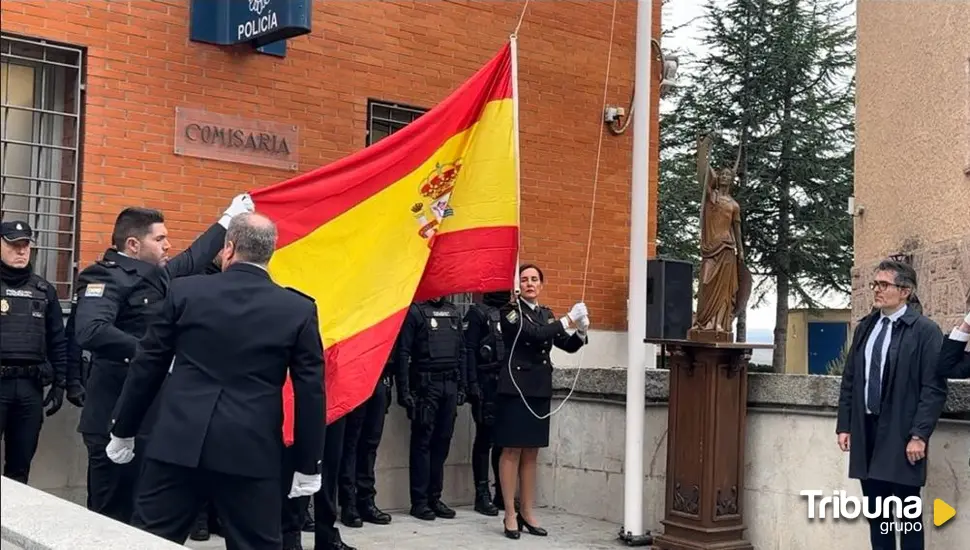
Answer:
[{"left": 492, "top": 393, "right": 551, "bottom": 448}]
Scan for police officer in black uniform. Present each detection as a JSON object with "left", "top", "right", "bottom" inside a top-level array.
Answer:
[
  {"left": 463, "top": 290, "right": 512, "bottom": 516},
  {"left": 338, "top": 343, "right": 396, "bottom": 527},
  {"left": 396, "top": 297, "right": 469, "bottom": 520},
  {"left": 72, "top": 196, "right": 252, "bottom": 524},
  {"left": 0, "top": 220, "right": 69, "bottom": 483}
]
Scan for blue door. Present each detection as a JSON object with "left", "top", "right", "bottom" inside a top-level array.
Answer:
[{"left": 807, "top": 322, "right": 848, "bottom": 375}]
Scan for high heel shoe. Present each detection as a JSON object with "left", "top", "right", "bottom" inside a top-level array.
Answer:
[
  {"left": 517, "top": 513, "right": 548, "bottom": 537},
  {"left": 503, "top": 518, "right": 521, "bottom": 539}
]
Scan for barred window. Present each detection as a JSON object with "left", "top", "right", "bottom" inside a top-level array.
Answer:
[
  {"left": 1, "top": 34, "right": 84, "bottom": 306},
  {"left": 366, "top": 99, "right": 426, "bottom": 146}
]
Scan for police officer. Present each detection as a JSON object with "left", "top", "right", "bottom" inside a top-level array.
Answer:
[
  {"left": 0, "top": 220, "right": 69, "bottom": 483},
  {"left": 396, "top": 297, "right": 468, "bottom": 520},
  {"left": 72, "top": 196, "right": 252, "bottom": 524},
  {"left": 338, "top": 342, "right": 396, "bottom": 527},
  {"left": 463, "top": 290, "right": 511, "bottom": 516}
]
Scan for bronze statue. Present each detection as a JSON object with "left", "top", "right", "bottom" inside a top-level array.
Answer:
[{"left": 688, "top": 131, "right": 751, "bottom": 342}]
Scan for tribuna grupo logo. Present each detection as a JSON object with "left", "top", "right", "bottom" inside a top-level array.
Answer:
[{"left": 800, "top": 490, "right": 923, "bottom": 533}]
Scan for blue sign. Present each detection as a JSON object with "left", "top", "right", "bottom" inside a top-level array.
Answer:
[{"left": 190, "top": 0, "right": 312, "bottom": 57}]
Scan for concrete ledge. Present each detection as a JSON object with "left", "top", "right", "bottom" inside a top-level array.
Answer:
[
  {"left": 0, "top": 477, "right": 186, "bottom": 550},
  {"left": 552, "top": 367, "right": 970, "bottom": 417}
]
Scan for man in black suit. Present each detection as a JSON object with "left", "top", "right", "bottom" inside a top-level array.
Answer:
[
  {"left": 836, "top": 260, "right": 946, "bottom": 550},
  {"left": 106, "top": 212, "right": 326, "bottom": 550}
]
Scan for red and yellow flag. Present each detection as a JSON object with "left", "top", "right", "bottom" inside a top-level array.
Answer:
[{"left": 250, "top": 43, "right": 519, "bottom": 439}]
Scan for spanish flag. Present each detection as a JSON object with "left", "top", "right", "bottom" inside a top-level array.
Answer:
[{"left": 250, "top": 42, "right": 519, "bottom": 439}]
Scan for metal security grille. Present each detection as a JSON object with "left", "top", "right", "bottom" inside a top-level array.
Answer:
[
  {"left": 1, "top": 34, "right": 84, "bottom": 305},
  {"left": 366, "top": 99, "right": 426, "bottom": 146}
]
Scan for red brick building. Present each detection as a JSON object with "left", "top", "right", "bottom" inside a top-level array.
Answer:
[{"left": 0, "top": 0, "right": 661, "bottom": 332}]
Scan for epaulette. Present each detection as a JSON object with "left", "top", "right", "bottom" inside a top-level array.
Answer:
[{"left": 285, "top": 287, "right": 315, "bottom": 302}]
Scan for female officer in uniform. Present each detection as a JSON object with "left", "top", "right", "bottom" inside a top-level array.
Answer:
[{"left": 493, "top": 263, "right": 588, "bottom": 539}]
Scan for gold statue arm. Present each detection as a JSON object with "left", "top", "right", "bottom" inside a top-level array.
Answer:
[{"left": 732, "top": 203, "right": 744, "bottom": 261}]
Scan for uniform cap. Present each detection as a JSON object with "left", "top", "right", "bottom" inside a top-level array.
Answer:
[{"left": 0, "top": 220, "right": 33, "bottom": 243}]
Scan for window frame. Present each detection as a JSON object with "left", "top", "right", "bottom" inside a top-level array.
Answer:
[{"left": 1, "top": 32, "right": 86, "bottom": 311}]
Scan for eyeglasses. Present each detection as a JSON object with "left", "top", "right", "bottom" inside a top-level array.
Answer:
[{"left": 868, "top": 281, "right": 904, "bottom": 292}]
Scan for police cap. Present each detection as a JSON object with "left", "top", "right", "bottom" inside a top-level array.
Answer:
[{"left": 0, "top": 220, "right": 33, "bottom": 243}]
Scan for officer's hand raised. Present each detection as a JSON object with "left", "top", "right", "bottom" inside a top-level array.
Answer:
[
  {"left": 43, "top": 385, "right": 64, "bottom": 417},
  {"left": 568, "top": 303, "right": 588, "bottom": 323}
]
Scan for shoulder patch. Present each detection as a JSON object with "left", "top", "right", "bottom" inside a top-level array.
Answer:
[
  {"left": 285, "top": 287, "right": 315, "bottom": 302},
  {"left": 35, "top": 279, "right": 49, "bottom": 292},
  {"left": 84, "top": 283, "right": 106, "bottom": 298}
]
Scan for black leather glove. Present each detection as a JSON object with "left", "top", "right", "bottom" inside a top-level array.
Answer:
[
  {"left": 43, "top": 385, "right": 64, "bottom": 417},
  {"left": 467, "top": 383, "right": 481, "bottom": 405},
  {"left": 398, "top": 392, "right": 415, "bottom": 420},
  {"left": 67, "top": 384, "right": 86, "bottom": 407},
  {"left": 38, "top": 363, "right": 55, "bottom": 387},
  {"left": 457, "top": 387, "right": 467, "bottom": 407}
]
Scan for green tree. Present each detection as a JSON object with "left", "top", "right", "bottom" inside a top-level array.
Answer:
[{"left": 657, "top": 0, "right": 855, "bottom": 371}]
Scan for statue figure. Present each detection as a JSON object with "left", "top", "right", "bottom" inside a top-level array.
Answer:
[{"left": 688, "top": 131, "right": 751, "bottom": 342}]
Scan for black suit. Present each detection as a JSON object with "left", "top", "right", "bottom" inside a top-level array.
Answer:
[
  {"left": 111, "top": 263, "right": 326, "bottom": 550},
  {"left": 836, "top": 306, "right": 945, "bottom": 550},
  {"left": 940, "top": 336, "right": 970, "bottom": 379},
  {"left": 71, "top": 223, "right": 224, "bottom": 523}
]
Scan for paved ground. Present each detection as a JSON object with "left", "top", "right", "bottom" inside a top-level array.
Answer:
[{"left": 186, "top": 506, "right": 627, "bottom": 549}]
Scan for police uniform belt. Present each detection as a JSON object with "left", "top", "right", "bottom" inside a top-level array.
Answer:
[{"left": 0, "top": 365, "right": 39, "bottom": 379}]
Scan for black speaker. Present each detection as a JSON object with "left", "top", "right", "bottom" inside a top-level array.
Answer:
[{"left": 646, "top": 258, "right": 693, "bottom": 340}]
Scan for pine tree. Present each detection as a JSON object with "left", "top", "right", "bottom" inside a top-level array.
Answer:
[{"left": 657, "top": 0, "right": 855, "bottom": 371}]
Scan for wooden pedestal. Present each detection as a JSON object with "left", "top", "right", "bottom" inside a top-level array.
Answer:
[{"left": 645, "top": 339, "right": 772, "bottom": 550}]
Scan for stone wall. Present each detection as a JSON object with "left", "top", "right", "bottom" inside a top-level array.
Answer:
[{"left": 852, "top": 235, "right": 970, "bottom": 329}]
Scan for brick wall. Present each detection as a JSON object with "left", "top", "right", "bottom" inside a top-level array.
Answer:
[{"left": 0, "top": 0, "right": 662, "bottom": 331}]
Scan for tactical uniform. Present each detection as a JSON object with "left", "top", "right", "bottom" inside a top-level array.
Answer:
[
  {"left": 462, "top": 291, "right": 510, "bottom": 516},
  {"left": 396, "top": 298, "right": 468, "bottom": 520},
  {"left": 338, "top": 344, "right": 396, "bottom": 527},
  {"left": 0, "top": 221, "right": 69, "bottom": 483},
  {"left": 72, "top": 223, "right": 225, "bottom": 523}
]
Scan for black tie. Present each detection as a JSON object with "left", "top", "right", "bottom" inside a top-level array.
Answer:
[{"left": 867, "top": 318, "right": 890, "bottom": 414}]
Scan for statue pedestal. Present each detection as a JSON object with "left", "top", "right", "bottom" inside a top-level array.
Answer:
[{"left": 644, "top": 338, "right": 773, "bottom": 550}]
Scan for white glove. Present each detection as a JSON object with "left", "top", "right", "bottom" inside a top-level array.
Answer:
[
  {"left": 567, "top": 302, "right": 588, "bottom": 322},
  {"left": 577, "top": 315, "right": 590, "bottom": 333},
  {"left": 219, "top": 193, "right": 255, "bottom": 228},
  {"left": 288, "top": 471, "right": 322, "bottom": 498},
  {"left": 105, "top": 434, "right": 135, "bottom": 464}
]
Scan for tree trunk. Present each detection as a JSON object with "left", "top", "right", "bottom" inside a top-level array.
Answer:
[{"left": 771, "top": 0, "right": 797, "bottom": 374}]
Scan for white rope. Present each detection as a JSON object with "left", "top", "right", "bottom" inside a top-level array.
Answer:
[{"left": 507, "top": 0, "right": 619, "bottom": 420}]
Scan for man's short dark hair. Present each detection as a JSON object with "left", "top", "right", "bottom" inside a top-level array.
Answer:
[
  {"left": 226, "top": 212, "right": 277, "bottom": 265},
  {"left": 111, "top": 207, "right": 164, "bottom": 250},
  {"left": 519, "top": 263, "right": 544, "bottom": 282},
  {"left": 875, "top": 259, "right": 918, "bottom": 292}
]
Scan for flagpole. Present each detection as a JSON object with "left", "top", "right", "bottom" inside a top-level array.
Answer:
[
  {"left": 509, "top": 34, "right": 523, "bottom": 292},
  {"left": 621, "top": 0, "right": 653, "bottom": 545}
]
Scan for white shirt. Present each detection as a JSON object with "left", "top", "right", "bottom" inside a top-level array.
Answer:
[
  {"left": 863, "top": 305, "right": 907, "bottom": 414},
  {"left": 948, "top": 312, "right": 970, "bottom": 352}
]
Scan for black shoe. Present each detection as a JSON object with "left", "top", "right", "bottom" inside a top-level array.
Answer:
[
  {"left": 430, "top": 499, "right": 457, "bottom": 519},
  {"left": 340, "top": 507, "right": 363, "bottom": 528},
  {"left": 503, "top": 517, "right": 520, "bottom": 539},
  {"left": 330, "top": 541, "right": 356, "bottom": 550},
  {"left": 517, "top": 513, "right": 548, "bottom": 537},
  {"left": 189, "top": 510, "right": 210, "bottom": 541},
  {"left": 359, "top": 502, "right": 392, "bottom": 525},
  {"left": 410, "top": 505, "right": 436, "bottom": 521},
  {"left": 474, "top": 483, "right": 499, "bottom": 516}
]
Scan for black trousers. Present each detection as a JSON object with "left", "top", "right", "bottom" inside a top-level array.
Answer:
[
  {"left": 0, "top": 377, "right": 44, "bottom": 484},
  {"left": 409, "top": 375, "right": 458, "bottom": 507},
  {"left": 471, "top": 372, "right": 502, "bottom": 493},
  {"left": 83, "top": 432, "right": 147, "bottom": 524},
  {"left": 314, "top": 417, "right": 346, "bottom": 546},
  {"left": 338, "top": 375, "right": 389, "bottom": 509},
  {"left": 861, "top": 414, "right": 924, "bottom": 550},
  {"left": 133, "top": 458, "right": 281, "bottom": 550},
  {"left": 280, "top": 445, "right": 309, "bottom": 548}
]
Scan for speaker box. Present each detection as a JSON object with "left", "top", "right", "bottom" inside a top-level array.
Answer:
[{"left": 646, "top": 258, "right": 693, "bottom": 340}]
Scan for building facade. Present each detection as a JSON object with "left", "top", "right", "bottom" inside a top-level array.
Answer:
[
  {"left": 852, "top": 0, "right": 970, "bottom": 329},
  {"left": 0, "top": 0, "right": 663, "bottom": 349}
]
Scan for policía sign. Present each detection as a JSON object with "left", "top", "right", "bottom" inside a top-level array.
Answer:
[{"left": 190, "top": 0, "right": 312, "bottom": 49}]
